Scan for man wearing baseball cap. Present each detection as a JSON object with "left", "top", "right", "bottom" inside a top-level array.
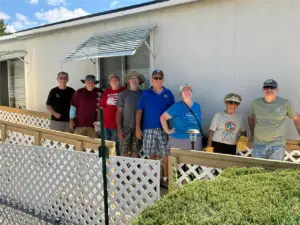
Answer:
[
  {"left": 70, "top": 75, "right": 103, "bottom": 137},
  {"left": 136, "top": 69, "right": 175, "bottom": 187},
  {"left": 100, "top": 74, "right": 126, "bottom": 154},
  {"left": 248, "top": 79, "right": 300, "bottom": 160}
]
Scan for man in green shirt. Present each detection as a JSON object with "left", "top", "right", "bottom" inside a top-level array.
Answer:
[{"left": 248, "top": 79, "right": 300, "bottom": 160}]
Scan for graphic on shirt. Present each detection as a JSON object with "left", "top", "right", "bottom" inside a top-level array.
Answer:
[
  {"left": 56, "top": 94, "right": 60, "bottom": 98},
  {"left": 186, "top": 113, "right": 197, "bottom": 125},
  {"left": 222, "top": 121, "right": 236, "bottom": 142},
  {"left": 164, "top": 94, "right": 168, "bottom": 99},
  {"left": 107, "top": 93, "right": 120, "bottom": 106}
]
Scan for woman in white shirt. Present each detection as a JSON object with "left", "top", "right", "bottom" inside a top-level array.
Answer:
[{"left": 205, "top": 93, "right": 247, "bottom": 155}]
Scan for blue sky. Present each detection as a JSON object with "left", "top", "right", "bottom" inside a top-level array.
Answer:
[{"left": 0, "top": 0, "right": 152, "bottom": 33}]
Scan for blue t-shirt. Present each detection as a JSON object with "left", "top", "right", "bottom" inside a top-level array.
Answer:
[
  {"left": 137, "top": 87, "right": 175, "bottom": 129},
  {"left": 167, "top": 101, "right": 202, "bottom": 139}
]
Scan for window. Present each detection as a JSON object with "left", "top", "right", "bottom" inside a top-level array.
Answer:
[{"left": 99, "top": 38, "right": 151, "bottom": 90}]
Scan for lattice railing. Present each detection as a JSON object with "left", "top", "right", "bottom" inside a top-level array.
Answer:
[
  {"left": 0, "top": 144, "right": 160, "bottom": 225},
  {"left": 0, "top": 108, "right": 50, "bottom": 129},
  {"left": 170, "top": 146, "right": 300, "bottom": 189}
]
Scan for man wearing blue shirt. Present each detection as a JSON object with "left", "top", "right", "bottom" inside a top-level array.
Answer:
[{"left": 136, "top": 70, "right": 175, "bottom": 188}]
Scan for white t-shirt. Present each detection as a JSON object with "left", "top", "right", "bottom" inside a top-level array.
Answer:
[{"left": 209, "top": 112, "right": 245, "bottom": 145}]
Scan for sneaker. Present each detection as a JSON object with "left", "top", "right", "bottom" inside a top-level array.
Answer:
[{"left": 160, "top": 179, "right": 168, "bottom": 189}]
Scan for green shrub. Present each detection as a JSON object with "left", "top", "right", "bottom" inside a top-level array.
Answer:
[{"left": 133, "top": 168, "right": 300, "bottom": 225}]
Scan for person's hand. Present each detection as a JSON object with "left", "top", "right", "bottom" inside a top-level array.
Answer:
[
  {"left": 237, "top": 136, "right": 249, "bottom": 151},
  {"left": 118, "top": 129, "right": 125, "bottom": 141},
  {"left": 166, "top": 128, "right": 175, "bottom": 135},
  {"left": 54, "top": 112, "right": 61, "bottom": 119},
  {"left": 69, "top": 120, "right": 75, "bottom": 131},
  {"left": 204, "top": 147, "right": 214, "bottom": 152},
  {"left": 136, "top": 128, "right": 143, "bottom": 140}
]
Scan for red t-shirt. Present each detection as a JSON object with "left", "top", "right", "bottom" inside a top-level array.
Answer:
[
  {"left": 100, "top": 86, "right": 126, "bottom": 129},
  {"left": 71, "top": 87, "right": 103, "bottom": 127}
]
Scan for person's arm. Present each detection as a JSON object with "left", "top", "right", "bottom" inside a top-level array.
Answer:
[
  {"left": 207, "top": 130, "right": 214, "bottom": 147},
  {"left": 99, "top": 92, "right": 107, "bottom": 108},
  {"left": 136, "top": 109, "right": 143, "bottom": 139},
  {"left": 292, "top": 115, "right": 300, "bottom": 136},
  {"left": 160, "top": 112, "right": 174, "bottom": 134},
  {"left": 46, "top": 105, "right": 61, "bottom": 119},
  {"left": 116, "top": 107, "right": 124, "bottom": 140}
]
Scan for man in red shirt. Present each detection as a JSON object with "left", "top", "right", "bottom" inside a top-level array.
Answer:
[
  {"left": 70, "top": 75, "right": 103, "bottom": 138},
  {"left": 100, "top": 74, "right": 126, "bottom": 153}
]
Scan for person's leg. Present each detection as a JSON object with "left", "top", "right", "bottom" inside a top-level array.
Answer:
[
  {"left": 110, "top": 129, "right": 119, "bottom": 155},
  {"left": 120, "top": 127, "right": 131, "bottom": 157},
  {"left": 74, "top": 127, "right": 87, "bottom": 136},
  {"left": 157, "top": 129, "right": 169, "bottom": 187},
  {"left": 212, "top": 141, "right": 227, "bottom": 154},
  {"left": 104, "top": 128, "right": 111, "bottom": 140},
  {"left": 252, "top": 144, "right": 268, "bottom": 159},
  {"left": 142, "top": 129, "right": 156, "bottom": 159},
  {"left": 86, "top": 127, "right": 97, "bottom": 138},
  {"left": 49, "top": 120, "right": 63, "bottom": 131},
  {"left": 268, "top": 146, "right": 285, "bottom": 161},
  {"left": 62, "top": 122, "right": 71, "bottom": 133},
  {"left": 131, "top": 128, "right": 141, "bottom": 158}
]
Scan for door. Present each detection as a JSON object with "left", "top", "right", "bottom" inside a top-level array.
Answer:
[
  {"left": 9, "top": 59, "right": 26, "bottom": 109},
  {"left": 0, "top": 61, "right": 9, "bottom": 106}
]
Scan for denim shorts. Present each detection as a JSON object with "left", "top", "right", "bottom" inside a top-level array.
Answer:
[{"left": 252, "top": 144, "right": 285, "bottom": 161}]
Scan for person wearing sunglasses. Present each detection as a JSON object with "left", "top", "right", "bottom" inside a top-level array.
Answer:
[
  {"left": 136, "top": 69, "right": 175, "bottom": 188},
  {"left": 205, "top": 93, "right": 247, "bottom": 155},
  {"left": 46, "top": 71, "right": 75, "bottom": 132},
  {"left": 248, "top": 79, "right": 300, "bottom": 160},
  {"left": 160, "top": 84, "right": 203, "bottom": 150}
]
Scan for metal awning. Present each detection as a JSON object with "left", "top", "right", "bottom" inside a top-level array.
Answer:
[
  {"left": 63, "top": 25, "right": 156, "bottom": 62},
  {"left": 0, "top": 50, "right": 27, "bottom": 61}
]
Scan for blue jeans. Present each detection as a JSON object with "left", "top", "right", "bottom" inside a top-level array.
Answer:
[
  {"left": 104, "top": 128, "right": 119, "bottom": 155},
  {"left": 252, "top": 144, "right": 285, "bottom": 161}
]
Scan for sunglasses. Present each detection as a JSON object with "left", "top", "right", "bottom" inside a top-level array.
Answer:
[
  {"left": 263, "top": 86, "right": 276, "bottom": 90},
  {"left": 153, "top": 77, "right": 163, "bottom": 80},
  {"left": 227, "top": 101, "right": 240, "bottom": 105},
  {"left": 58, "top": 77, "right": 68, "bottom": 80}
]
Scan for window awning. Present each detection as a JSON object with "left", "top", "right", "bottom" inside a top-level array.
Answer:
[
  {"left": 0, "top": 50, "right": 27, "bottom": 61},
  {"left": 63, "top": 25, "right": 156, "bottom": 62}
]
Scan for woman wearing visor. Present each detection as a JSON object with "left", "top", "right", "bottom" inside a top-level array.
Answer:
[{"left": 205, "top": 93, "right": 247, "bottom": 155}]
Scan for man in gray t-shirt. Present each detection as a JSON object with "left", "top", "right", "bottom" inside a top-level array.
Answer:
[
  {"left": 116, "top": 71, "right": 144, "bottom": 157},
  {"left": 248, "top": 79, "right": 300, "bottom": 160}
]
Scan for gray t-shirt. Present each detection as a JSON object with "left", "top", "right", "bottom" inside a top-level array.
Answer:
[
  {"left": 249, "top": 97, "right": 297, "bottom": 146},
  {"left": 117, "top": 89, "right": 142, "bottom": 128}
]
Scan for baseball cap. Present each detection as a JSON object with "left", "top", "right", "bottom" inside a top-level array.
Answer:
[
  {"left": 108, "top": 73, "right": 120, "bottom": 81},
  {"left": 224, "top": 93, "right": 242, "bottom": 103},
  {"left": 152, "top": 69, "right": 164, "bottom": 77},
  {"left": 263, "top": 79, "right": 278, "bottom": 88},
  {"left": 179, "top": 84, "right": 192, "bottom": 92}
]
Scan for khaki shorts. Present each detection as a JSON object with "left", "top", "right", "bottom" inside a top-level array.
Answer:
[
  {"left": 49, "top": 120, "right": 70, "bottom": 132},
  {"left": 74, "top": 127, "right": 97, "bottom": 138}
]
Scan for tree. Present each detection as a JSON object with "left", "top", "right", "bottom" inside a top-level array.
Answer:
[{"left": 0, "top": 19, "right": 8, "bottom": 36}]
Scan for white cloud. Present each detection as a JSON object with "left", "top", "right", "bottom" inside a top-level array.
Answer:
[
  {"left": 28, "top": 0, "right": 39, "bottom": 4},
  {"left": 47, "top": 0, "right": 66, "bottom": 6},
  {"left": 35, "top": 7, "right": 88, "bottom": 23},
  {"left": 110, "top": 0, "right": 121, "bottom": 9},
  {"left": 5, "top": 13, "right": 38, "bottom": 33},
  {"left": 0, "top": 12, "right": 10, "bottom": 20}
]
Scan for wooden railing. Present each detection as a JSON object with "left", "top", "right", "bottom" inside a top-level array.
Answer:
[
  {"left": 0, "top": 120, "right": 115, "bottom": 155},
  {"left": 168, "top": 146, "right": 300, "bottom": 192},
  {"left": 0, "top": 106, "right": 50, "bottom": 129}
]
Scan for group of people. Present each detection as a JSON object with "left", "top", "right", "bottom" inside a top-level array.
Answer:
[{"left": 46, "top": 70, "right": 300, "bottom": 187}]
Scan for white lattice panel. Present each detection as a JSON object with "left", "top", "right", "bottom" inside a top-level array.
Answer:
[
  {"left": 0, "top": 144, "right": 160, "bottom": 225},
  {"left": 41, "top": 139, "right": 75, "bottom": 151},
  {"left": 5, "top": 130, "right": 34, "bottom": 146},
  {"left": 0, "top": 110, "right": 50, "bottom": 129}
]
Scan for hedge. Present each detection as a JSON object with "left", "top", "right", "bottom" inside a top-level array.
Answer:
[{"left": 133, "top": 168, "right": 300, "bottom": 225}]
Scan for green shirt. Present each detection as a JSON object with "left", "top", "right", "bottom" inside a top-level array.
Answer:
[{"left": 249, "top": 97, "right": 297, "bottom": 146}]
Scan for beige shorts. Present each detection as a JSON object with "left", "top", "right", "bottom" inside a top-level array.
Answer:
[
  {"left": 74, "top": 127, "right": 97, "bottom": 138},
  {"left": 49, "top": 120, "right": 71, "bottom": 132}
]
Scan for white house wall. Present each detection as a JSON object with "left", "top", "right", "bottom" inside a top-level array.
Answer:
[{"left": 0, "top": 0, "right": 300, "bottom": 139}]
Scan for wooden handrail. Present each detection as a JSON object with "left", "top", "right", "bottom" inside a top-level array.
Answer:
[
  {"left": 0, "top": 106, "right": 49, "bottom": 119},
  {"left": 0, "top": 120, "right": 115, "bottom": 154},
  {"left": 168, "top": 148, "right": 300, "bottom": 192}
]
